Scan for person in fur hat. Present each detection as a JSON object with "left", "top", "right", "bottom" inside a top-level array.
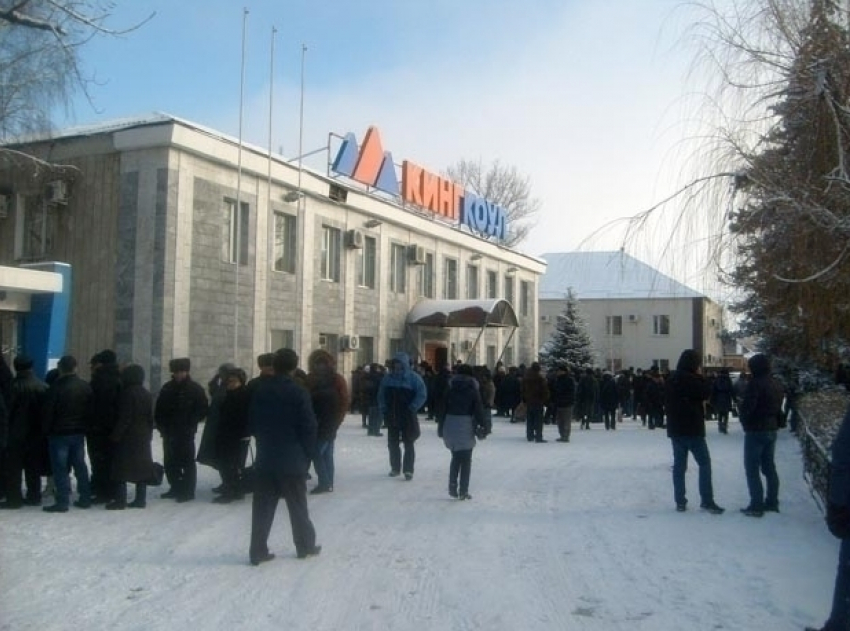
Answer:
[{"left": 154, "top": 358, "right": 208, "bottom": 503}]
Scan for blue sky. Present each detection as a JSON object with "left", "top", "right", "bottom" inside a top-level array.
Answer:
[{"left": 59, "top": 1, "right": 721, "bottom": 293}]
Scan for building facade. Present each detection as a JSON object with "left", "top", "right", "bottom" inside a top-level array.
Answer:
[
  {"left": 538, "top": 252, "right": 724, "bottom": 372},
  {"left": 0, "top": 115, "right": 545, "bottom": 389}
]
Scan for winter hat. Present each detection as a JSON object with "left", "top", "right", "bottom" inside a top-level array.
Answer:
[
  {"left": 13, "top": 355, "right": 33, "bottom": 371},
  {"left": 91, "top": 349, "right": 117, "bottom": 365},
  {"left": 169, "top": 357, "right": 191, "bottom": 373}
]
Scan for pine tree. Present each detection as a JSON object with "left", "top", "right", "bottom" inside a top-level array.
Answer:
[{"left": 540, "top": 287, "right": 595, "bottom": 372}]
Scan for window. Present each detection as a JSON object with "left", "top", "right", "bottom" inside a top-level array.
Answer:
[
  {"left": 520, "top": 280, "right": 531, "bottom": 316},
  {"left": 357, "top": 236, "right": 377, "bottom": 288},
  {"left": 486, "top": 270, "right": 497, "bottom": 299},
  {"left": 320, "top": 225, "right": 342, "bottom": 282},
  {"left": 606, "top": 358, "right": 623, "bottom": 372},
  {"left": 319, "top": 332, "right": 340, "bottom": 353},
  {"left": 466, "top": 264, "right": 479, "bottom": 299},
  {"left": 486, "top": 345, "right": 497, "bottom": 368},
  {"left": 224, "top": 199, "right": 249, "bottom": 264},
  {"left": 270, "top": 329, "right": 294, "bottom": 351},
  {"left": 503, "top": 346, "right": 514, "bottom": 368},
  {"left": 17, "top": 196, "right": 54, "bottom": 260},
  {"left": 357, "top": 336, "right": 375, "bottom": 365},
  {"left": 389, "top": 338, "right": 404, "bottom": 358},
  {"left": 390, "top": 243, "right": 407, "bottom": 293},
  {"left": 418, "top": 252, "right": 435, "bottom": 298},
  {"left": 273, "top": 212, "right": 297, "bottom": 273},
  {"left": 444, "top": 257, "right": 458, "bottom": 299},
  {"left": 606, "top": 315, "right": 623, "bottom": 336},
  {"left": 504, "top": 275, "right": 514, "bottom": 306},
  {"left": 653, "top": 315, "right": 671, "bottom": 336}
]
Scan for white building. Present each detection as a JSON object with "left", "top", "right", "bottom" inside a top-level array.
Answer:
[
  {"left": 0, "top": 114, "right": 545, "bottom": 388},
  {"left": 538, "top": 251, "right": 724, "bottom": 372}
]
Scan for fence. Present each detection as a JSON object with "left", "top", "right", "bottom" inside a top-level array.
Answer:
[{"left": 798, "top": 411, "right": 830, "bottom": 513}]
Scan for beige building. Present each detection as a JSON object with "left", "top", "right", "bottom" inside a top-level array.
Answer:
[
  {"left": 0, "top": 114, "right": 545, "bottom": 389},
  {"left": 538, "top": 251, "right": 724, "bottom": 372}
]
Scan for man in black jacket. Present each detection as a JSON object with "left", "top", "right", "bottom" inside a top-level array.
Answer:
[
  {"left": 88, "top": 349, "right": 122, "bottom": 504},
  {"left": 43, "top": 355, "right": 93, "bottom": 513},
  {"left": 248, "top": 348, "right": 320, "bottom": 566},
  {"left": 738, "top": 353, "right": 782, "bottom": 517},
  {"left": 665, "top": 349, "right": 724, "bottom": 514},
  {"left": 551, "top": 364, "right": 576, "bottom": 442},
  {"left": 154, "top": 358, "right": 208, "bottom": 503}
]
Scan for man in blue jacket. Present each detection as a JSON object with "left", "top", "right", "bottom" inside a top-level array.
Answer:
[
  {"left": 248, "top": 348, "right": 320, "bottom": 566},
  {"left": 808, "top": 402, "right": 850, "bottom": 631},
  {"left": 378, "top": 352, "right": 427, "bottom": 481}
]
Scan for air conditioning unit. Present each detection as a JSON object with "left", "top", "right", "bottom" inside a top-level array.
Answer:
[
  {"left": 540, "top": 315, "right": 551, "bottom": 324},
  {"left": 341, "top": 334, "right": 360, "bottom": 351},
  {"left": 407, "top": 244, "right": 426, "bottom": 265},
  {"left": 329, "top": 183, "right": 348, "bottom": 203},
  {"left": 346, "top": 229, "right": 364, "bottom": 249},
  {"left": 46, "top": 180, "right": 68, "bottom": 204},
  {"left": 0, "top": 194, "right": 10, "bottom": 219},
  {"left": 627, "top": 314, "right": 640, "bottom": 323}
]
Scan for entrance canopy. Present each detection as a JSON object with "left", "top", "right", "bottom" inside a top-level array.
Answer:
[{"left": 405, "top": 299, "right": 518, "bottom": 328}]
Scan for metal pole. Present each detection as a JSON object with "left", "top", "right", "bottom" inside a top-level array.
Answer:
[
  {"left": 234, "top": 7, "right": 248, "bottom": 359},
  {"left": 266, "top": 26, "right": 277, "bottom": 352}
]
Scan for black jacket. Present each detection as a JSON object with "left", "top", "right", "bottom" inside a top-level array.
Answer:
[
  {"left": 739, "top": 354, "right": 782, "bottom": 432},
  {"left": 154, "top": 377, "right": 209, "bottom": 437},
  {"left": 7, "top": 370, "right": 47, "bottom": 446},
  {"left": 110, "top": 365, "right": 155, "bottom": 483},
  {"left": 44, "top": 373, "right": 93, "bottom": 436},
  {"left": 89, "top": 363, "right": 122, "bottom": 435},
  {"left": 550, "top": 373, "right": 576, "bottom": 408},
  {"left": 665, "top": 350, "right": 711, "bottom": 438}
]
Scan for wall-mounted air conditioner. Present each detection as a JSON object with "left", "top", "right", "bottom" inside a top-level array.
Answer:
[
  {"left": 540, "top": 315, "right": 551, "bottom": 323},
  {"left": 341, "top": 334, "right": 360, "bottom": 351},
  {"left": 408, "top": 244, "right": 426, "bottom": 265},
  {"left": 627, "top": 314, "right": 640, "bottom": 323},
  {"left": 346, "top": 229, "right": 364, "bottom": 249}
]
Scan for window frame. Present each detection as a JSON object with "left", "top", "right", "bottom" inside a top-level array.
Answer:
[
  {"left": 273, "top": 211, "right": 297, "bottom": 273},
  {"left": 320, "top": 225, "right": 342, "bottom": 282}
]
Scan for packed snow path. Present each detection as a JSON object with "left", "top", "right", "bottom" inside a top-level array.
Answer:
[{"left": 1, "top": 415, "right": 837, "bottom": 630}]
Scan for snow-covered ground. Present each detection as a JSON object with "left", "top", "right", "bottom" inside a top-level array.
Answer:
[{"left": 0, "top": 414, "right": 837, "bottom": 631}]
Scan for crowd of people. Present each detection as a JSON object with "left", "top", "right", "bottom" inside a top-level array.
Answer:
[{"left": 0, "top": 345, "right": 813, "bottom": 567}]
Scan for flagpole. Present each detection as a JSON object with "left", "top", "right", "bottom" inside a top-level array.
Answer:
[
  {"left": 266, "top": 26, "right": 277, "bottom": 346},
  {"left": 234, "top": 7, "right": 248, "bottom": 360},
  {"left": 297, "top": 43, "right": 307, "bottom": 195}
]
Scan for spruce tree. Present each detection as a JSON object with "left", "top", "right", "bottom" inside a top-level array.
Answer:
[{"left": 540, "top": 287, "right": 595, "bottom": 372}]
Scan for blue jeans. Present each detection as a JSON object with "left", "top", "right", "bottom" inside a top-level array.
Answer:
[
  {"left": 313, "top": 439, "right": 335, "bottom": 490},
  {"left": 827, "top": 537, "right": 850, "bottom": 629},
  {"left": 670, "top": 436, "right": 715, "bottom": 506},
  {"left": 48, "top": 434, "right": 91, "bottom": 508},
  {"left": 744, "top": 431, "right": 779, "bottom": 509}
]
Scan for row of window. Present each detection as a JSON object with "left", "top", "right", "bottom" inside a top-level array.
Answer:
[
  {"left": 604, "top": 315, "right": 671, "bottom": 336},
  {"left": 239, "top": 205, "right": 533, "bottom": 314}
]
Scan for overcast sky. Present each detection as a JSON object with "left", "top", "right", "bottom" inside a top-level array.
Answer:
[{"left": 60, "top": 0, "right": 728, "bottom": 295}]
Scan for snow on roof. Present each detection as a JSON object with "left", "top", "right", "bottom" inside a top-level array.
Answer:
[
  {"left": 539, "top": 251, "right": 704, "bottom": 301},
  {"left": 406, "top": 299, "right": 518, "bottom": 328}
]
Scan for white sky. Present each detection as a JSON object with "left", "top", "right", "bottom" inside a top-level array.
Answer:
[{"left": 0, "top": 415, "right": 837, "bottom": 630}]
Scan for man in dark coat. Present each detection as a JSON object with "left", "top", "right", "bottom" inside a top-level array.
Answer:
[
  {"left": 306, "top": 349, "right": 349, "bottom": 494},
  {"left": 43, "top": 355, "right": 94, "bottom": 512},
  {"left": 521, "top": 362, "right": 550, "bottom": 443},
  {"left": 88, "top": 349, "right": 122, "bottom": 503},
  {"left": 378, "top": 352, "right": 427, "bottom": 480},
  {"left": 1, "top": 356, "right": 48, "bottom": 508},
  {"left": 154, "top": 358, "right": 208, "bottom": 503},
  {"left": 738, "top": 353, "right": 782, "bottom": 517},
  {"left": 550, "top": 364, "right": 576, "bottom": 442},
  {"left": 248, "top": 348, "right": 320, "bottom": 566},
  {"left": 108, "top": 364, "right": 154, "bottom": 509},
  {"left": 808, "top": 402, "right": 850, "bottom": 631},
  {"left": 665, "top": 349, "right": 724, "bottom": 514},
  {"left": 214, "top": 367, "right": 251, "bottom": 504}
]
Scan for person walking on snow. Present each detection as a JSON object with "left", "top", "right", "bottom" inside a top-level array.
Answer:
[{"left": 378, "top": 352, "right": 426, "bottom": 481}]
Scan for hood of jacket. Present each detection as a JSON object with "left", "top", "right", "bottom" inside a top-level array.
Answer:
[
  {"left": 307, "top": 348, "right": 336, "bottom": 374},
  {"left": 390, "top": 352, "right": 412, "bottom": 377},
  {"left": 748, "top": 353, "right": 771, "bottom": 379}
]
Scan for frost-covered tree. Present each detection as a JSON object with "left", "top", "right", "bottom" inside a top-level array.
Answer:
[
  {"left": 444, "top": 158, "right": 540, "bottom": 248},
  {"left": 539, "top": 287, "right": 595, "bottom": 372}
]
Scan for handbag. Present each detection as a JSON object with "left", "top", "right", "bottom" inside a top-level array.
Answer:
[
  {"left": 146, "top": 462, "right": 165, "bottom": 487},
  {"left": 514, "top": 402, "right": 527, "bottom": 422}
]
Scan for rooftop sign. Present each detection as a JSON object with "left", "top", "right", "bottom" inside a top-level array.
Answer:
[{"left": 331, "top": 126, "right": 508, "bottom": 241}]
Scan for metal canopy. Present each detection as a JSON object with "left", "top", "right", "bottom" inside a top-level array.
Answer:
[{"left": 405, "top": 299, "right": 519, "bottom": 328}]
